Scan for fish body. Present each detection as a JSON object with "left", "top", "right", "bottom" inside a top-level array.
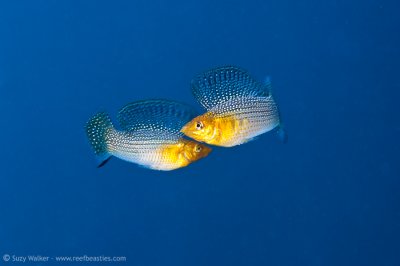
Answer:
[
  {"left": 182, "top": 96, "right": 280, "bottom": 147},
  {"left": 85, "top": 100, "right": 211, "bottom": 171},
  {"left": 181, "top": 66, "right": 285, "bottom": 147}
]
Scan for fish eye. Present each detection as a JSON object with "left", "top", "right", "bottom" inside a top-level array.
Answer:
[
  {"left": 194, "top": 145, "right": 202, "bottom": 153},
  {"left": 195, "top": 121, "right": 204, "bottom": 130}
]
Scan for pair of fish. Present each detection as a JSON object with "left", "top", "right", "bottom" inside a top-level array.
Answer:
[{"left": 85, "top": 66, "right": 286, "bottom": 171}]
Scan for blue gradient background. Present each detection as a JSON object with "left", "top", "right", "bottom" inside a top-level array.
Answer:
[{"left": 0, "top": 0, "right": 399, "bottom": 265}]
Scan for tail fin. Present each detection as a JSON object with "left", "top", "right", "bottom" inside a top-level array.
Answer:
[
  {"left": 85, "top": 112, "right": 114, "bottom": 167},
  {"left": 263, "top": 76, "right": 273, "bottom": 96},
  {"left": 276, "top": 125, "right": 288, "bottom": 143},
  {"left": 262, "top": 77, "right": 287, "bottom": 143}
]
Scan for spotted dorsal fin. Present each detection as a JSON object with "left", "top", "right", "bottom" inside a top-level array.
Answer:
[
  {"left": 191, "top": 66, "right": 269, "bottom": 110},
  {"left": 117, "top": 99, "right": 198, "bottom": 135}
]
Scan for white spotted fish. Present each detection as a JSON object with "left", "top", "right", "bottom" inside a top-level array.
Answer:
[
  {"left": 85, "top": 100, "right": 211, "bottom": 171},
  {"left": 181, "top": 66, "right": 287, "bottom": 147}
]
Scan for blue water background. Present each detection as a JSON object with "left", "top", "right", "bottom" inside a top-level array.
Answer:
[{"left": 0, "top": 0, "right": 399, "bottom": 265}]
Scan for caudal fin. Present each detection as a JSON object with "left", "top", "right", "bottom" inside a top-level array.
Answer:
[
  {"left": 85, "top": 112, "right": 114, "bottom": 167},
  {"left": 276, "top": 125, "right": 288, "bottom": 143}
]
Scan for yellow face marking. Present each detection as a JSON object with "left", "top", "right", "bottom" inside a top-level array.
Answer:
[
  {"left": 181, "top": 112, "right": 248, "bottom": 147},
  {"left": 159, "top": 139, "right": 212, "bottom": 169},
  {"left": 159, "top": 141, "right": 188, "bottom": 169}
]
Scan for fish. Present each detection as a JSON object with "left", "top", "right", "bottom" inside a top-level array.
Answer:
[
  {"left": 85, "top": 100, "right": 212, "bottom": 171},
  {"left": 181, "top": 66, "right": 287, "bottom": 147}
]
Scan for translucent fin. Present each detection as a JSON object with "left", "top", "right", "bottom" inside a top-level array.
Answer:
[
  {"left": 276, "top": 125, "right": 288, "bottom": 143},
  {"left": 191, "top": 66, "right": 269, "bottom": 110},
  {"left": 264, "top": 76, "right": 273, "bottom": 94},
  {"left": 117, "top": 99, "right": 198, "bottom": 134},
  {"left": 85, "top": 112, "right": 113, "bottom": 166}
]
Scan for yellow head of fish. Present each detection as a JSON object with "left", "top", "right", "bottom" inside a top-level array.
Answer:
[
  {"left": 181, "top": 113, "right": 217, "bottom": 142},
  {"left": 181, "top": 110, "right": 247, "bottom": 147},
  {"left": 180, "top": 113, "right": 240, "bottom": 147},
  {"left": 181, "top": 140, "right": 212, "bottom": 163},
  {"left": 160, "top": 138, "right": 212, "bottom": 170}
]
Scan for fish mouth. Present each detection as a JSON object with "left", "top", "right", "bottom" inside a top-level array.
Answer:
[
  {"left": 180, "top": 124, "right": 200, "bottom": 140},
  {"left": 200, "top": 146, "right": 212, "bottom": 158},
  {"left": 180, "top": 123, "right": 191, "bottom": 135},
  {"left": 180, "top": 124, "right": 188, "bottom": 134}
]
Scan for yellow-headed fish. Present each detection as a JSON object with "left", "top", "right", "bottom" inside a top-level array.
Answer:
[
  {"left": 181, "top": 66, "right": 287, "bottom": 147},
  {"left": 85, "top": 100, "right": 211, "bottom": 170}
]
